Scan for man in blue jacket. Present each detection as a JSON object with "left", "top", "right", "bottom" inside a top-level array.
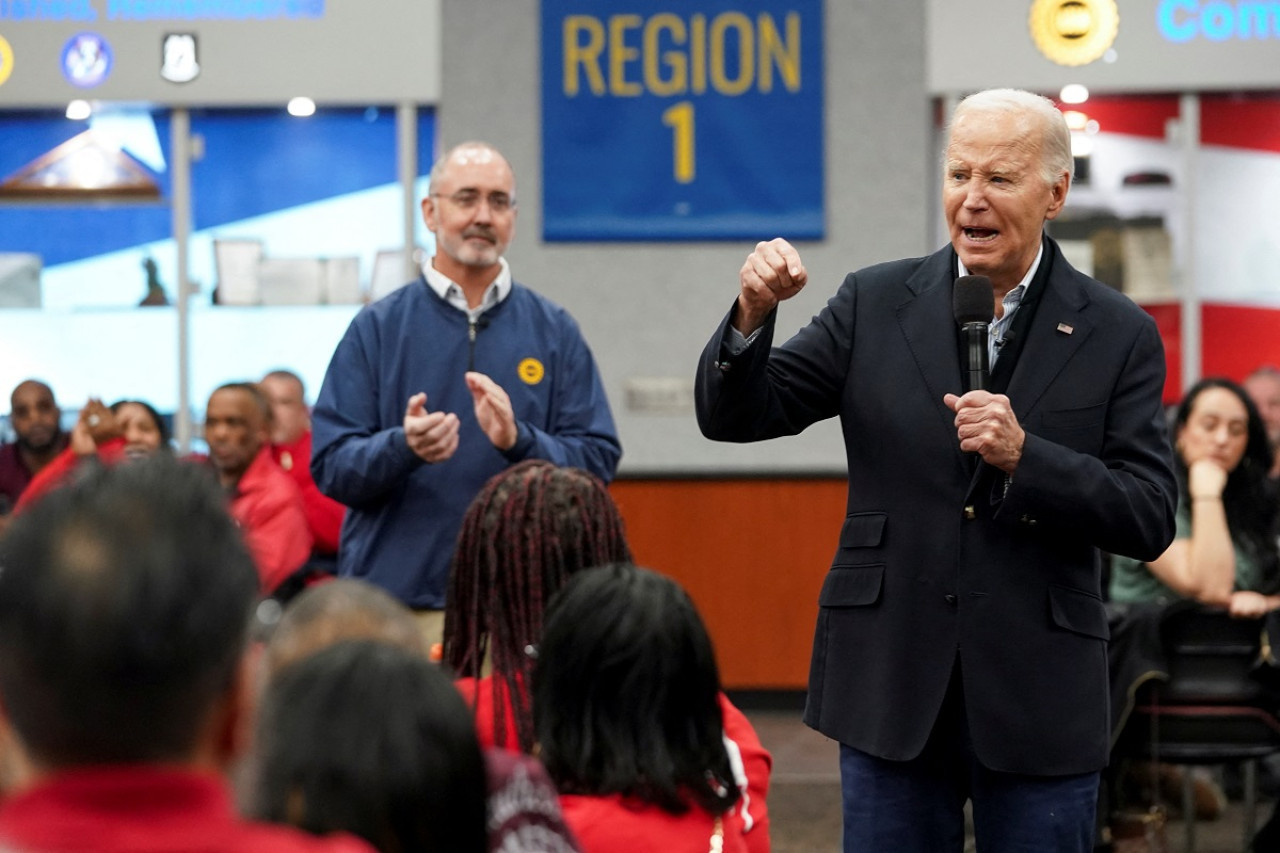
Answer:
[{"left": 312, "top": 142, "right": 620, "bottom": 642}]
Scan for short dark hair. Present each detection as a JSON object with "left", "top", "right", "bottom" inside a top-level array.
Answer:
[
  {"left": 251, "top": 640, "right": 488, "bottom": 853},
  {"left": 212, "top": 381, "right": 272, "bottom": 423},
  {"left": 444, "top": 459, "right": 631, "bottom": 752},
  {"left": 533, "top": 563, "right": 739, "bottom": 816},
  {"left": 0, "top": 455, "right": 259, "bottom": 767}
]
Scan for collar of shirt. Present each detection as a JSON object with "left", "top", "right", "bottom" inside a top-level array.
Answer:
[
  {"left": 422, "top": 256, "right": 512, "bottom": 319},
  {"left": 958, "top": 243, "right": 1043, "bottom": 364}
]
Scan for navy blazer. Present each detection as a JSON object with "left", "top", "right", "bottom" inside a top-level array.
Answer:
[{"left": 695, "top": 238, "right": 1177, "bottom": 776}]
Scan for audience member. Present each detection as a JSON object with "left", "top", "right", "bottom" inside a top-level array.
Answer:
[
  {"left": 203, "top": 382, "right": 312, "bottom": 595},
  {"left": 260, "top": 370, "right": 345, "bottom": 557},
  {"left": 1243, "top": 364, "right": 1280, "bottom": 481},
  {"left": 14, "top": 397, "right": 170, "bottom": 512},
  {"left": 260, "top": 578, "right": 426, "bottom": 678},
  {"left": 251, "top": 640, "right": 489, "bottom": 853},
  {"left": 534, "top": 564, "right": 759, "bottom": 853},
  {"left": 258, "top": 576, "right": 583, "bottom": 853},
  {"left": 444, "top": 461, "right": 769, "bottom": 850},
  {"left": 1107, "top": 377, "right": 1280, "bottom": 825},
  {"left": 443, "top": 459, "right": 633, "bottom": 753},
  {"left": 311, "top": 141, "right": 621, "bottom": 646},
  {"left": 1109, "top": 377, "right": 1280, "bottom": 612},
  {"left": 0, "top": 379, "right": 67, "bottom": 523},
  {"left": 0, "top": 456, "right": 373, "bottom": 853}
]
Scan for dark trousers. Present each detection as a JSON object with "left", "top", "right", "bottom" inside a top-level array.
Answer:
[{"left": 839, "top": 664, "right": 1100, "bottom": 852}]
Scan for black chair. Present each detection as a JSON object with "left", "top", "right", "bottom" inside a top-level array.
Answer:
[{"left": 1114, "top": 604, "right": 1280, "bottom": 852}]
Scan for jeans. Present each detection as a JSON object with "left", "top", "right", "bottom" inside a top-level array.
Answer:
[{"left": 839, "top": 667, "right": 1100, "bottom": 852}]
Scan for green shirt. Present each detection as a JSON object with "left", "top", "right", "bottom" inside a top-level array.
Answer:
[{"left": 1108, "top": 495, "right": 1261, "bottom": 605}]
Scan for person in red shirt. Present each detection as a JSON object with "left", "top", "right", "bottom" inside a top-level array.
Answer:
[
  {"left": 444, "top": 460, "right": 632, "bottom": 754},
  {"left": 204, "top": 382, "right": 312, "bottom": 595},
  {"left": 15, "top": 397, "right": 171, "bottom": 513},
  {"left": 0, "top": 456, "right": 373, "bottom": 853},
  {"left": 260, "top": 370, "right": 345, "bottom": 557},
  {"left": 258, "top": 577, "right": 583, "bottom": 853},
  {"left": 535, "top": 564, "right": 767, "bottom": 853},
  {"left": 445, "top": 463, "right": 770, "bottom": 852}
]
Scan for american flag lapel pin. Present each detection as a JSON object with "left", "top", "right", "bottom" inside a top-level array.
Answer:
[{"left": 1056, "top": 322, "right": 1074, "bottom": 335}]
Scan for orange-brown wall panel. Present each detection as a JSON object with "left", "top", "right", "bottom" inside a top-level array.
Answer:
[{"left": 609, "top": 478, "right": 847, "bottom": 690}]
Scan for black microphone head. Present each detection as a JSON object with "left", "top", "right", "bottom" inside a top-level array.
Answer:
[{"left": 953, "top": 275, "right": 994, "bottom": 326}]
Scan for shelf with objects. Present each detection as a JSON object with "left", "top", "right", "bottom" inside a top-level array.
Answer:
[{"left": 0, "top": 104, "right": 436, "bottom": 448}]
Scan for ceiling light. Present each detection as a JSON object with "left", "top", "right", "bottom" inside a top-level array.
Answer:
[
  {"left": 287, "top": 97, "right": 316, "bottom": 117},
  {"left": 1060, "top": 84, "right": 1089, "bottom": 105}
]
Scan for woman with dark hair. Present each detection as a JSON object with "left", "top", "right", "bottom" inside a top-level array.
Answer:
[
  {"left": 14, "top": 396, "right": 171, "bottom": 511},
  {"left": 250, "top": 639, "right": 488, "bottom": 853},
  {"left": 443, "top": 459, "right": 633, "bottom": 754},
  {"left": 534, "top": 564, "right": 755, "bottom": 853},
  {"left": 1106, "top": 377, "right": 1280, "bottom": 827},
  {"left": 1109, "top": 376, "right": 1280, "bottom": 612},
  {"left": 445, "top": 462, "right": 771, "bottom": 853}
]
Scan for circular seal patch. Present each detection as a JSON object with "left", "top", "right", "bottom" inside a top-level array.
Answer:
[
  {"left": 1028, "top": 0, "right": 1119, "bottom": 67},
  {"left": 62, "top": 32, "right": 112, "bottom": 88},
  {"left": 0, "top": 35, "right": 14, "bottom": 87},
  {"left": 517, "top": 358, "right": 545, "bottom": 385}
]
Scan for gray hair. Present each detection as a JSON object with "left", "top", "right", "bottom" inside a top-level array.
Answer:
[
  {"left": 947, "top": 89, "right": 1073, "bottom": 188},
  {"left": 427, "top": 141, "right": 515, "bottom": 197}
]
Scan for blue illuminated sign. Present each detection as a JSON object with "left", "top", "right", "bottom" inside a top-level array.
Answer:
[
  {"left": 1, "top": 0, "right": 324, "bottom": 21},
  {"left": 541, "top": 0, "right": 824, "bottom": 241},
  {"left": 1157, "top": 0, "right": 1280, "bottom": 42}
]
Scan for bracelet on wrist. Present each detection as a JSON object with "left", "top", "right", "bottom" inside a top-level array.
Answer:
[{"left": 1191, "top": 495, "right": 1221, "bottom": 502}]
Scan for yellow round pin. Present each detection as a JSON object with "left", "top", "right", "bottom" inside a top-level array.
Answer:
[
  {"left": 517, "top": 357, "right": 545, "bottom": 385},
  {"left": 1028, "top": 0, "right": 1119, "bottom": 67}
]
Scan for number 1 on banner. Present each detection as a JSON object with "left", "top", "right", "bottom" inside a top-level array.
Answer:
[{"left": 661, "top": 101, "right": 695, "bottom": 184}]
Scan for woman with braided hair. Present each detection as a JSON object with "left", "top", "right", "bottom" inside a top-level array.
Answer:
[
  {"left": 444, "top": 459, "right": 774, "bottom": 853},
  {"left": 443, "top": 459, "right": 632, "bottom": 754}
]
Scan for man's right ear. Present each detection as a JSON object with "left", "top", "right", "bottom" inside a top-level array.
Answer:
[{"left": 421, "top": 196, "right": 438, "bottom": 232}]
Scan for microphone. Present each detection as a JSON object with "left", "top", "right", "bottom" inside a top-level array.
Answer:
[{"left": 953, "top": 275, "right": 993, "bottom": 392}]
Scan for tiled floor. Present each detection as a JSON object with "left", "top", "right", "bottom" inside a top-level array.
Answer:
[{"left": 745, "top": 707, "right": 1275, "bottom": 852}]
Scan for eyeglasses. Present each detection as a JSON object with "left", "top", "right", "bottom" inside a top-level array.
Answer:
[{"left": 432, "top": 190, "right": 516, "bottom": 213}]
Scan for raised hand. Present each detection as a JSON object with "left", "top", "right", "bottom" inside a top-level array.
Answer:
[{"left": 736, "top": 237, "right": 808, "bottom": 334}]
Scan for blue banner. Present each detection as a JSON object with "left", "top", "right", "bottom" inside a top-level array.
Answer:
[{"left": 541, "top": 0, "right": 823, "bottom": 241}]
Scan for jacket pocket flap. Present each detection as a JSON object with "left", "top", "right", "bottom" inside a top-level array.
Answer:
[
  {"left": 819, "top": 565, "right": 885, "bottom": 607},
  {"left": 1049, "top": 583, "right": 1109, "bottom": 640},
  {"left": 839, "top": 512, "right": 887, "bottom": 549}
]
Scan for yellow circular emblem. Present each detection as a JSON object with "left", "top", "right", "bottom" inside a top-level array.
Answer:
[
  {"left": 1028, "top": 0, "right": 1119, "bottom": 67},
  {"left": 0, "top": 35, "right": 15, "bottom": 87},
  {"left": 517, "top": 358, "right": 545, "bottom": 385}
]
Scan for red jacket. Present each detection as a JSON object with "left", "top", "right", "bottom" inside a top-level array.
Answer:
[
  {"left": 270, "top": 430, "right": 345, "bottom": 555},
  {"left": 230, "top": 446, "right": 313, "bottom": 593},
  {"left": 0, "top": 766, "right": 374, "bottom": 853},
  {"left": 457, "top": 676, "right": 771, "bottom": 853},
  {"left": 559, "top": 793, "right": 752, "bottom": 853},
  {"left": 14, "top": 437, "right": 129, "bottom": 514},
  {"left": 16, "top": 443, "right": 309, "bottom": 594}
]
